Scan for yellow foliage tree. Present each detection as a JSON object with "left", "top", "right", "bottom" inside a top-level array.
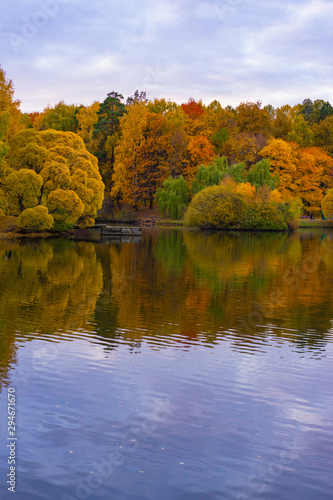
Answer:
[
  {"left": 4, "top": 129, "right": 104, "bottom": 228},
  {"left": 0, "top": 66, "right": 22, "bottom": 140},
  {"left": 5, "top": 169, "right": 43, "bottom": 215},
  {"left": 322, "top": 189, "right": 333, "bottom": 219},
  {"left": 76, "top": 101, "right": 100, "bottom": 152},
  {"left": 260, "top": 139, "right": 297, "bottom": 197},
  {"left": 111, "top": 102, "right": 149, "bottom": 208},
  {"left": 47, "top": 189, "right": 84, "bottom": 230},
  {"left": 17, "top": 205, "right": 54, "bottom": 232}
]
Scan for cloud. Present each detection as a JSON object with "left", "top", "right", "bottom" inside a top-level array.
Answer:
[{"left": 0, "top": 0, "right": 332, "bottom": 112}]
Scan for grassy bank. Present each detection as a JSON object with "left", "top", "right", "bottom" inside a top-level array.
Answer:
[{"left": 298, "top": 219, "right": 333, "bottom": 228}]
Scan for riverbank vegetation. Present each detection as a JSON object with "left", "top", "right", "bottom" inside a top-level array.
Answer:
[{"left": 1, "top": 65, "right": 333, "bottom": 232}]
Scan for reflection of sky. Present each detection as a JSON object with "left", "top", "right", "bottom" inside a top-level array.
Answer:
[
  {"left": 0, "top": 333, "right": 332, "bottom": 498},
  {"left": 1, "top": 0, "right": 333, "bottom": 111}
]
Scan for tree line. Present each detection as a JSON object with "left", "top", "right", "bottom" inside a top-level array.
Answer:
[{"left": 2, "top": 64, "right": 333, "bottom": 229}]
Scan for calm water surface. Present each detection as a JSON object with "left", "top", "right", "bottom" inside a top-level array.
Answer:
[{"left": 0, "top": 228, "right": 333, "bottom": 500}]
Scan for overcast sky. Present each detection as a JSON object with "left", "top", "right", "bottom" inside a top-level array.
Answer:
[{"left": 1, "top": 0, "right": 332, "bottom": 113}]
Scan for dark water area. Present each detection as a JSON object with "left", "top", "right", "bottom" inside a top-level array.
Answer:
[{"left": 0, "top": 228, "right": 333, "bottom": 500}]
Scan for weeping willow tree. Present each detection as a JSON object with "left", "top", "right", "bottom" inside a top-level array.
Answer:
[
  {"left": 322, "top": 188, "right": 333, "bottom": 219},
  {"left": 192, "top": 156, "right": 246, "bottom": 194},
  {"left": 155, "top": 175, "right": 188, "bottom": 219},
  {"left": 247, "top": 159, "right": 280, "bottom": 190}
]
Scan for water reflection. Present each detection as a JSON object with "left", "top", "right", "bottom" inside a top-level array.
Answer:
[
  {"left": 0, "top": 239, "right": 103, "bottom": 389},
  {"left": 92, "top": 229, "right": 333, "bottom": 352},
  {"left": 1, "top": 230, "right": 333, "bottom": 500},
  {"left": 1, "top": 229, "right": 333, "bottom": 385}
]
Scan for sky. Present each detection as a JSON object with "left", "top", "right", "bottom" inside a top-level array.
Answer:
[{"left": 0, "top": 0, "right": 333, "bottom": 113}]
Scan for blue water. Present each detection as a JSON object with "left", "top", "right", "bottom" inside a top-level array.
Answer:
[{"left": 0, "top": 229, "right": 333, "bottom": 499}]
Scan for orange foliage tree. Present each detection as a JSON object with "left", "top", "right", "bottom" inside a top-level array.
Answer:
[
  {"left": 260, "top": 139, "right": 297, "bottom": 197},
  {"left": 135, "top": 113, "right": 172, "bottom": 208},
  {"left": 181, "top": 98, "right": 204, "bottom": 120},
  {"left": 186, "top": 135, "right": 215, "bottom": 179}
]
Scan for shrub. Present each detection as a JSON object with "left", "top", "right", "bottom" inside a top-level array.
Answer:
[
  {"left": 184, "top": 180, "right": 300, "bottom": 231},
  {"left": 17, "top": 206, "right": 54, "bottom": 232},
  {"left": 278, "top": 197, "right": 302, "bottom": 229},
  {"left": 183, "top": 184, "right": 247, "bottom": 229},
  {"left": 241, "top": 202, "right": 288, "bottom": 230}
]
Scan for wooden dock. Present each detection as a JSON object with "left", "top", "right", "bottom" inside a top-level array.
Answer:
[{"left": 72, "top": 225, "right": 142, "bottom": 242}]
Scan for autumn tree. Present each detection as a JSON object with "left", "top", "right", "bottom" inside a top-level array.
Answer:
[
  {"left": 287, "top": 114, "right": 314, "bottom": 147},
  {"left": 5, "top": 169, "right": 43, "bottom": 215},
  {"left": 76, "top": 101, "right": 100, "bottom": 152},
  {"left": 322, "top": 189, "right": 333, "bottom": 219},
  {"left": 313, "top": 116, "right": 333, "bottom": 156},
  {"left": 33, "top": 101, "right": 79, "bottom": 132},
  {"left": 93, "top": 92, "right": 126, "bottom": 192},
  {"left": 0, "top": 65, "right": 22, "bottom": 141},
  {"left": 292, "top": 145, "right": 333, "bottom": 211},
  {"left": 260, "top": 139, "right": 297, "bottom": 197},
  {"left": 17, "top": 205, "right": 54, "bottom": 232},
  {"left": 271, "top": 105, "right": 293, "bottom": 139},
  {"left": 186, "top": 135, "right": 215, "bottom": 178},
  {"left": 181, "top": 98, "right": 204, "bottom": 120},
  {"left": 4, "top": 129, "right": 104, "bottom": 228},
  {"left": 111, "top": 102, "right": 149, "bottom": 208},
  {"left": 47, "top": 189, "right": 84, "bottom": 230},
  {"left": 235, "top": 101, "right": 271, "bottom": 136},
  {"left": 211, "top": 128, "right": 229, "bottom": 156},
  {"left": 181, "top": 98, "right": 209, "bottom": 137},
  {"left": 222, "top": 133, "right": 267, "bottom": 167},
  {"left": 135, "top": 113, "right": 171, "bottom": 208},
  {"left": 147, "top": 98, "right": 178, "bottom": 115},
  {"left": 165, "top": 106, "right": 189, "bottom": 177}
]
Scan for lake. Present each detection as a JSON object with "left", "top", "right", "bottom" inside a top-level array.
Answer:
[{"left": 0, "top": 228, "right": 333, "bottom": 500}]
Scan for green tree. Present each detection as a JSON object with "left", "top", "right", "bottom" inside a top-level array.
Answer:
[
  {"left": 34, "top": 101, "right": 79, "bottom": 132},
  {"left": 192, "top": 157, "right": 228, "bottom": 194},
  {"left": 298, "top": 98, "right": 333, "bottom": 125},
  {"left": 247, "top": 159, "right": 280, "bottom": 190},
  {"left": 93, "top": 92, "right": 126, "bottom": 153},
  {"left": 211, "top": 128, "right": 229, "bottom": 156},
  {"left": 192, "top": 157, "right": 246, "bottom": 195},
  {"left": 155, "top": 176, "right": 188, "bottom": 219},
  {"left": 287, "top": 114, "right": 314, "bottom": 146}
]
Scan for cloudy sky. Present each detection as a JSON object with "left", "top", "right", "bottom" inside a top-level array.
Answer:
[{"left": 1, "top": 0, "right": 332, "bottom": 113}]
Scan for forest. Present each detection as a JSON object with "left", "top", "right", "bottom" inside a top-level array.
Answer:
[{"left": 1, "top": 64, "right": 333, "bottom": 231}]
